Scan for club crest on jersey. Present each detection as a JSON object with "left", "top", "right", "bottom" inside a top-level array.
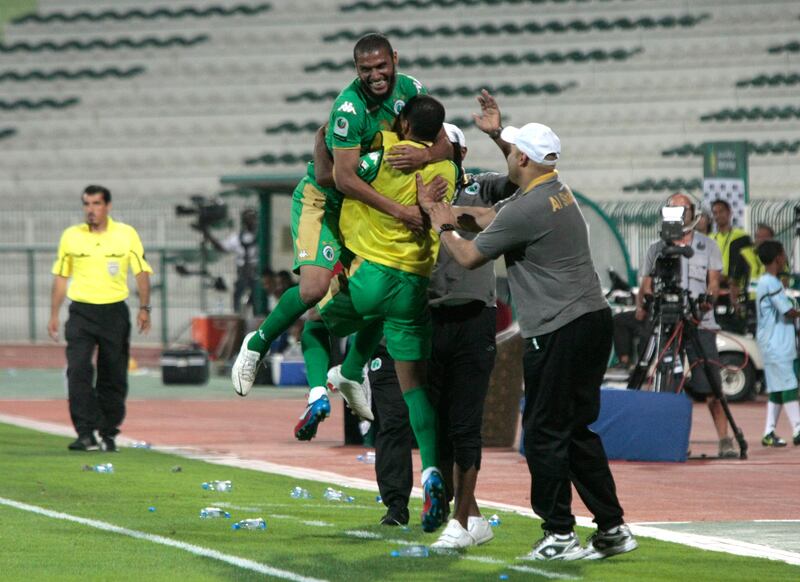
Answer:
[
  {"left": 322, "top": 245, "right": 335, "bottom": 262},
  {"left": 393, "top": 100, "right": 405, "bottom": 114},
  {"left": 370, "top": 358, "right": 382, "bottom": 371},
  {"left": 337, "top": 101, "right": 357, "bottom": 115},
  {"left": 464, "top": 183, "right": 480, "bottom": 196},
  {"left": 333, "top": 116, "right": 349, "bottom": 138}
]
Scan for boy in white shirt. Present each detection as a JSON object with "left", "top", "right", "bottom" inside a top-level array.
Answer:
[{"left": 755, "top": 240, "right": 800, "bottom": 446}]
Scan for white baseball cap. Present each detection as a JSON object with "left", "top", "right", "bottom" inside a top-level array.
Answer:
[
  {"left": 500, "top": 123, "right": 560, "bottom": 166},
  {"left": 443, "top": 122, "right": 466, "bottom": 148}
]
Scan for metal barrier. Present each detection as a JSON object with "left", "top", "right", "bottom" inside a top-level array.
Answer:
[{"left": 0, "top": 245, "right": 238, "bottom": 345}]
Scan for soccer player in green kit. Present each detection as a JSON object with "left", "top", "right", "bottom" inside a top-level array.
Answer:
[{"left": 232, "top": 33, "right": 451, "bottom": 440}]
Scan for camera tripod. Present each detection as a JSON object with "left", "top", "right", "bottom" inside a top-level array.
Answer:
[{"left": 627, "top": 290, "right": 748, "bottom": 460}]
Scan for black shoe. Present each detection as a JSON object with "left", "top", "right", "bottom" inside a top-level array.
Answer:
[
  {"left": 100, "top": 436, "right": 118, "bottom": 452},
  {"left": 68, "top": 435, "right": 99, "bottom": 451},
  {"left": 380, "top": 507, "right": 409, "bottom": 526}
]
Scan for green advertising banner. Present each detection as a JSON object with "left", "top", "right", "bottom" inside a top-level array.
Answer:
[{"left": 702, "top": 141, "right": 749, "bottom": 228}]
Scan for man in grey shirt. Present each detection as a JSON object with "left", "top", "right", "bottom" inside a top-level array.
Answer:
[
  {"left": 636, "top": 193, "right": 737, "bottom": 458},
  {"left": 425, "top": 119, "right": 636, "bottom": 561}
]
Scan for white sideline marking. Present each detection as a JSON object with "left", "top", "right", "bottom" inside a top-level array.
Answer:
[
  {"left": 343, "top": 530, "right": 381, "bottom": 539},
  {"left": 3, "top": 413, "right": 800, "bottom": 567},
  {"left": 0, "top": 496, "right": 326, "bottom": 582},
  {"left": 302, "top": 520, "right": 333, "bottom": 527},
  {"left": 510, "top": 565, "right": 580, "bottom": 580}
]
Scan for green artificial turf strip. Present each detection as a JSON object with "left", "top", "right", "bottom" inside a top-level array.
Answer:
[{"left": 0, "top": 422, "right": 798, "bottom": 581}]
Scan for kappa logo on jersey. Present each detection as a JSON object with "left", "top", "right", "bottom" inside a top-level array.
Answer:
[
  {"left": 393, "top": 100, "right": 405, "bottom": 115},
  {"left": 322, "top": 245, "right": 335, "bottom": 262},
  {"left": 333, "top": 116, "right": 349, "bottom": 138},
  {"left": 298, "top": 249, "right": 309, "bottom": 259},
  {"left": 408, "top": 75, "right": 423, "bottom": 94},
  {"left": 337, "top": 101, "right": 357, "bottom": 115}
]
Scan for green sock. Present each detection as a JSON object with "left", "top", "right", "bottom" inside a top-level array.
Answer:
[
  {"left": 247, "top": 286, "right": 309, "bottom": 355},
  {"left": 340, "top": 320, "right": 384, "bottom": 382},
  {"left": 301, "top": 320, "right": 331, "bottom": 388},
  {"left": 403, "top": 386, "right": 439, "bottom": 470}
]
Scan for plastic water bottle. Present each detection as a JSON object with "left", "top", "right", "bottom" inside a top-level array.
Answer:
[
  {"left": 232, "top": 518, "right": 267, "bottom": 531},
  {"left": 489, "top": 514, "right": 501, "bottom": 527},
  {"left": 323, "top": 487, "right": 354, "bottom": 503},
  {"left": 199, "top": 507, "right": 231, "bottom": 519},
  {"left": 356, "top": 451, "right": 376, "bottom": 464},
  {"left": 202, "top": 480, "right": 232, "bottom": 492},
  {"left": 391, "top": 545, "right": 429, "bottom": 558},
  {"left": 375, "top": 495, "right": 382, "bottom": 503},
  {"left": 130, "top": 441, "right": 151, "bottom": 449},
  {"left": 290, "top": 486, "right": 312, "bottom": 499},
  {"left": 92, "top": 463, "right": 114, "bottom": 474}
]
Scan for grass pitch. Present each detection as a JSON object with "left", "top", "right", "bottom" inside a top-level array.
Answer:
[{"left": 0, "top": 422, "right": 797, "bottom": 581}]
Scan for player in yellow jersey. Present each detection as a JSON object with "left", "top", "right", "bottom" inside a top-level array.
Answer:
[{"left": 319, "top": 95, "right": 457, "bottom": 532}]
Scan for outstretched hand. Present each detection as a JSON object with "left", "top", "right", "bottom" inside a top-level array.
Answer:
[
  {"left": 472, "top": 89, "right": 502, "bottom": 135},
  {"left": 386, "top": 144, "right": 430, "bottom": 172}
]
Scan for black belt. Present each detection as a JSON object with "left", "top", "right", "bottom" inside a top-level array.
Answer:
[{"left": 430, "top": 300, "right": 489, "bottom": 321}]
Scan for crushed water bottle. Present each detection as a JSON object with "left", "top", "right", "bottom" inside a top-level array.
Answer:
[
  {"left": 130, "top": 441, "right": 152, "bottom": 449},
  {"left": 356, "top": 451, "right": 376, "bottom": 464},
  {"left": 323, "top": 487, "right": 354, "bottom": 503},
  {"left": 489, "top": 514, "right": 501, "bottom": 527},
  {"left": 202, "top": 480, "right": 233, "bottom": 492},
  {"left": 391, "top": 545, "right": 429, "bottom": 558},
  {"left": 232, "top": 518, "right": 267, "bottom": 531},
  {"left": 199, "top": 507, "right": 231, "bottom": 519},
  {"left": 290, "top": 486, "right": 312, "bottom": 499},
  {"left": 85, "top": 463, "right": 114, "bottom": 473}
]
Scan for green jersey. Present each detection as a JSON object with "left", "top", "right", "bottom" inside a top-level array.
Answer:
[{"left": 306, "top": 73, "right": 426, "bottom": 185}]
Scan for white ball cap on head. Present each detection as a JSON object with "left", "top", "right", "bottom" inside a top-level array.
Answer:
[
  {"left": 500, "top": 123, "right": 560, "bottom": 166},
  {"left": 443, "top": 122, "right": 466, "bottom": 148}
]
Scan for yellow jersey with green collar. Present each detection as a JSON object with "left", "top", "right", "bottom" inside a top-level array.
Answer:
[
  {"left": 339, "top": 130, "right": 457, "bottom": 277},
  {"left": 52, "top": 216, "right": 153, "bottom": 304}
]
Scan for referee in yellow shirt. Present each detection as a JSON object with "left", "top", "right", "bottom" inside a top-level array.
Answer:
[{"left": 48, "top": 185, "right": 153, "bottom": 452}]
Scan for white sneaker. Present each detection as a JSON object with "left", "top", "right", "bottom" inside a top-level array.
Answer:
[
  {"left": 519, "top": 531, "right": 584, "bottom": 561},
  {"left": 232, "top": 332, "right": 261, "bottom": 397},
  {"left": 431, "top": 519, "right": 475, "bottom": 549},
  {"left": 326, "top": 365, "right": 374, "bottom": 421},
  {"left": 467, "top": 516, "right": 494, "bottom": 546}
]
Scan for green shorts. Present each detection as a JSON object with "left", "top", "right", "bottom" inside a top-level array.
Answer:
[
  {"left": 318, "top": 258, "right": 432, "bottom": 361},
  {"left": 290, "top": 177, "right": 345, "bottom": 273}
]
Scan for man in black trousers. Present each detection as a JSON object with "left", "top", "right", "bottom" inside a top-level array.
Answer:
[
  {"left": 426, "top": 115, "right": 637, "bottom": 561},
  {"left": 49, "top": 185, "right": 153, "bottom": 452}
]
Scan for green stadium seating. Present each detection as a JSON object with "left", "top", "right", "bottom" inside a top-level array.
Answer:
[
  {"left": 767, "top": 41, "right": 800, "bottom": 54},
  {"left": 286, "top": 81, "right": 575, "bottom": 103},
  {"left": 12, "top": 3, "right": 271, "bottom": 24},
  {"left": 323, "top": 14, "right": 711, "bottom": 42},
  {"left": 305, "top": 48, "right": 643, "bottom": 73},
  {"left": 244, "top": 152, "right": 313, "bottom": 166},
  {"left": 662, "top": 140, "right": 800, "bottom": 157},
  {"left": 0, "top": 35, "right": 208, "bottom": 54},
  {"left": 735, "top": 72, "right": 800, "bottom": 88},
  {"left": 0, "top": 98, "right": 79, "bottom": 110},
  {"left": 0, "top": 128, "right": 17, "bottom": 141},
  {"left": 700, "top": 105, "right": 800, "bottom": 122},
  {"left": 263, "top": 115, "right": 478, "bottom": 135},
  {"left": 0, "top": 66, "right": 145, "bottom": 83},
  {"left": 341, "top": 0, "right": 633, "bottom": 12},
  {"left": 622, "top": 177, "right": 702, "bottom": 193}
]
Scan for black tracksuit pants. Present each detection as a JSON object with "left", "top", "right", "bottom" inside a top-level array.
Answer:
[
  {"left": 522, "top": 307, "right": 624, "bottom": 534},
  {"left": 65, "top": 301, "right": 131, "bottom": 438}
]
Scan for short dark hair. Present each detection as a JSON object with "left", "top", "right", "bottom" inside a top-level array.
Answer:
[
  {"left": 711, "top": 199, "right": 730, "bottom": 211},
  {"left": 399, "top": 95, "right": 445, "bottom": 143},
  {"left": 756, "top": 240, "right": 784, "bottom": 266},
  {"left": 83, "top": 184, "right": 111, "bottom": 203},
  {"left": 756, "top": 223, "right": 775, "bottom": 237},
  {"left": 353, "top": 32, "right": 393, "bottom": 61}
]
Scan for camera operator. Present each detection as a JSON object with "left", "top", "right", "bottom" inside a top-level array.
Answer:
[
  {"left": 636, "top": 193, "right": 738, "bottom": 458},
  {"left": 203, "top": 207, "right": 259, "bottom": 314}
]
